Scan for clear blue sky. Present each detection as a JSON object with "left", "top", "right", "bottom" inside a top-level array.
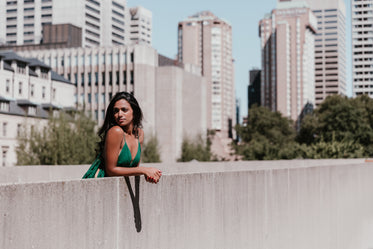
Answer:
[{"left": 128, "top": 0, "right": 352, "bottom": 122}]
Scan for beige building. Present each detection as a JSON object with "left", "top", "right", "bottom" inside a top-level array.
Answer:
[
  {"left": 20, "top": 45, "right": 207, "bottom": 163},
  {"left": 352, "top": 0, "right": 373, "bottom": 97},
  {"left": 0, "top": 51, "right": 75, "bottom": 166},
  {"left": 177, "top": 11, "right": 235, "bottom": 137},
  {"left": 259, "top": 1, "right": 317, "bottom": 121},
  {"left": 279, "top": 0, "right": 347, "bottom": 105},
  {"left": 177, "top": 11, "right": 235, "bottom": 159}
]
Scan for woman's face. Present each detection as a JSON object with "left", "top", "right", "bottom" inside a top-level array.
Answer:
[{"left": 113, "top": 99, "right": 134, "bottom": 127}]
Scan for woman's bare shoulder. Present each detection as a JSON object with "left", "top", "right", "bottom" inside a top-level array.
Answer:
[{"left": 107, "top": 126, "right": 124, "bottom": 136}]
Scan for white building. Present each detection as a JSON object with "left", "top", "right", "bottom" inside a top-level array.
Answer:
[
  {"left": 20, "top": 45, "right": 207, "bottom": 163},
  {"left": 0, "top": 51, "right": 75, "bottom": 166},
  {"left": 0, "top": 0, "right": 128, "bottom": 47},
  {"left": 351, "top": 0, "right": 373, "bottom": 97},
  {"left": 129, "top": 6, "right": 152, "bottom": 46}
]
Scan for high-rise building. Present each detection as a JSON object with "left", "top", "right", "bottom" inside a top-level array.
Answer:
[
  {"left": 0, "top": 0, "right": 128, "bottom": 47},
  {"left": 351, "top": 0, "right": 373, "bottom": 97},
  {"left": 279, "top": 0, "right": 347, "bottom": 105},
  {"left": 259, "top": 1, "right": 317, "bottom": 121},
  {"left": 177, "top": 11, "right": 235, "bottom": 138},
  {"left": 129, "top": 6, "right": 152, "bottom": 46},
  {"left": 248, "top": 69, "right": 261, "bottom": 110}
]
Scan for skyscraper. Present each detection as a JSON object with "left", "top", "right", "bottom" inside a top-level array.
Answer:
[
  {"left": 279, "top": 0, "right": 347, "bottom": 105},
  {"left": 177, "top": 11, "right": 235, "bottom": 139},
  {"left": 352, "top": 0, "right": 373, "bottom": 97},
  {"left": 259, "top": 1, "right": 317, "bottom": 121},
  {"left": 129, "top": 6, "right": 152, "bottom": 46},
  {"left": 0, "top": 0, "right": 128, "bottom": 47}
]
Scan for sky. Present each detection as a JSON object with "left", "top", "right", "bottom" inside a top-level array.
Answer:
[{"left": 128, "top": 0, "right": 352, "bottom": 122}]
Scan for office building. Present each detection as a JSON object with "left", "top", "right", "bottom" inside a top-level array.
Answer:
[
  {"left": 0, "top": 51, "right": 75, "bottom": 166},
  {"left": 129, "top": 6, "right": 152, "bottom": 45},
  {"left": 259, "top": 1, "right": 317, "bottom": 121},
  {"left": 279, "top": 0, "right": 347, "bottom": 105},
  {"left": 20, "top": 45, "right": 207, "bottom": 163},
  {"left": 177, "top": 11, "right": 235, "bottom": 159},
  {"left": 351, "top": 0, "right": 373, "bottom": 97},
  {"left": 248, "top": 69, "right": 261, "bottom": 110},
  {"left": 0, "top": 0, "right": 128, "bottom": 47}
]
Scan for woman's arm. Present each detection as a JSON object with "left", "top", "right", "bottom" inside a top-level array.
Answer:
[{"left": 104, "top": 126, "right": 161, "bottom": 181}]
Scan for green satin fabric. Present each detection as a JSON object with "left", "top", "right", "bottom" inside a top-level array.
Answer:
[{"left": 82, "top": 140, "right": 141, "bottom": 179}]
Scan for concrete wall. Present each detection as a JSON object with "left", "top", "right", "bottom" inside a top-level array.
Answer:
[{"left": 1, "top": 159, "right": 373, "bottom": 249}]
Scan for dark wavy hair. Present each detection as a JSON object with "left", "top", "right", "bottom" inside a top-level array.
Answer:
[{"left": 97, "top": 92, "right": 143, "bottom": 155}]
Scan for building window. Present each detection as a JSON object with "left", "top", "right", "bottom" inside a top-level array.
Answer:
[
  {"left": 2, "top": 147, "right": 9, "bottom": 167},
  {"left": 88, "top": 93, "right": 91, "bottom": 103},
  {"left": 19, "top": 82, "right": 22, "bottom": 95},
  {"left": 52, "top": 88, "right": 56, "bottom": 100},
  {"left": 95, "top": 72, "right": 98, "bottom": 86},
  {"left": 123, "top": 71, "right": 127, "bottom": 85},
  {"left": 6, "top": 79, "right": 10, "bottom": 93},
  {"left": 81, "top": 73, "right": 85, "bottom": 86},
  {"left": 42, "top": 86, "right": 46, "bottom": 98},
  {"left": 88, "top": 73, "right": 91, "bottom": 86},
  {"left": 3, "top": 122, "right": 7, "bottom": 137},
  {"left": 17, "top": 124, "right": 21, "bottom": 136},
  {"left": 30, "top": 84, "right": 34, "bottom": 97},
  {"left": 0, "top": 102, "right": 9, "bottom": 112},
  {"left": 101, "top": 93, "right": 105, "bottom": 103},
  {"left": 28, "top": 106, "right": 36, "bottom": 115}
]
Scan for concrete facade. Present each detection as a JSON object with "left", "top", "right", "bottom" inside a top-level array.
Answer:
[
  {"left": 1, "top": 159, "right": 373, "bottom": 249},
  {"left": 259, "top": 2, "right": 317, "bottom": 121},
  {"left": 351, "top": 0, "right": 373, "bottom": 97}
]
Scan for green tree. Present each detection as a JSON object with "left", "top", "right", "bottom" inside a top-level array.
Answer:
[
  {"left": 142, "top": 134, "right": 161, "bottom": 163},
  {"left": 234, "top": 105, "right": 298, "bottom": 160},
  {"left": 177, "top": 133, "right": 212, "bottom": 162},
  {"left": 297, "top": 95, "right": 373, "bottom": 157},
  {"left": 16, "top": 111, "right": 97, "bottom": 165}
]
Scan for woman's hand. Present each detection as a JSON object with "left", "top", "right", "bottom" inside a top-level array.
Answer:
[{"left": 143, "top": 167, "right": 162, "bottom": 183}]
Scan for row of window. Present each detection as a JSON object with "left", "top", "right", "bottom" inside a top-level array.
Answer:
[
  {"left": 68, "top": 71, "right": 134, "bottom": 86},
  {"left": 4, "top": 79, "right": 51, "bottom": 99},
  {"left": 45, "top": 52, "right": 134, "bottom": 68}
]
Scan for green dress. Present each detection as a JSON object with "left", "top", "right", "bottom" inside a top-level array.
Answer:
[{"left": 82, "top": 140, "right": 141, "bottom": 179}]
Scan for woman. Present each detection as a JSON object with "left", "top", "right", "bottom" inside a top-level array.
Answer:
[{"left": 83, "top": 92, "right": 162, "bottom": 183}]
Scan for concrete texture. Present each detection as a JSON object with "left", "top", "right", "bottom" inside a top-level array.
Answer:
[{"left": 1, "top": 159, "right": 373, "bottom": 249}]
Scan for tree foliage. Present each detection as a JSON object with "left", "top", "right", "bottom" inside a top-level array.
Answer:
[
  {"left": 142, "top": 134, "right": 161, "bottom": 163},
  {"left": 177, "top": 133, "right": 212, "bottom": 162},
  {"left": 16, "top": 111, "right": 97, "bottom": 165},
  {"left": 235, "top": 95, "right": 373, "bottom": 160}
]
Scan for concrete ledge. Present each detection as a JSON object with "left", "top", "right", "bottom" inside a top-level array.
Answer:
[{"left": 1, "top": 160, "right": 373, "bottom": 248}]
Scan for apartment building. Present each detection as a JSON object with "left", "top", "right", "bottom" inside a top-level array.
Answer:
[
  {"left": 0, "top": 51, "right": 75, "bottom": 166},
  {"left": 259, "top": 1, "right": 317, "bottom": 121},
  {"left": 352, "top": 0, "right": 373, "bottom": 97},
  {"left": 279, "top": 0, "right": 347, "bottom": 105}
]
